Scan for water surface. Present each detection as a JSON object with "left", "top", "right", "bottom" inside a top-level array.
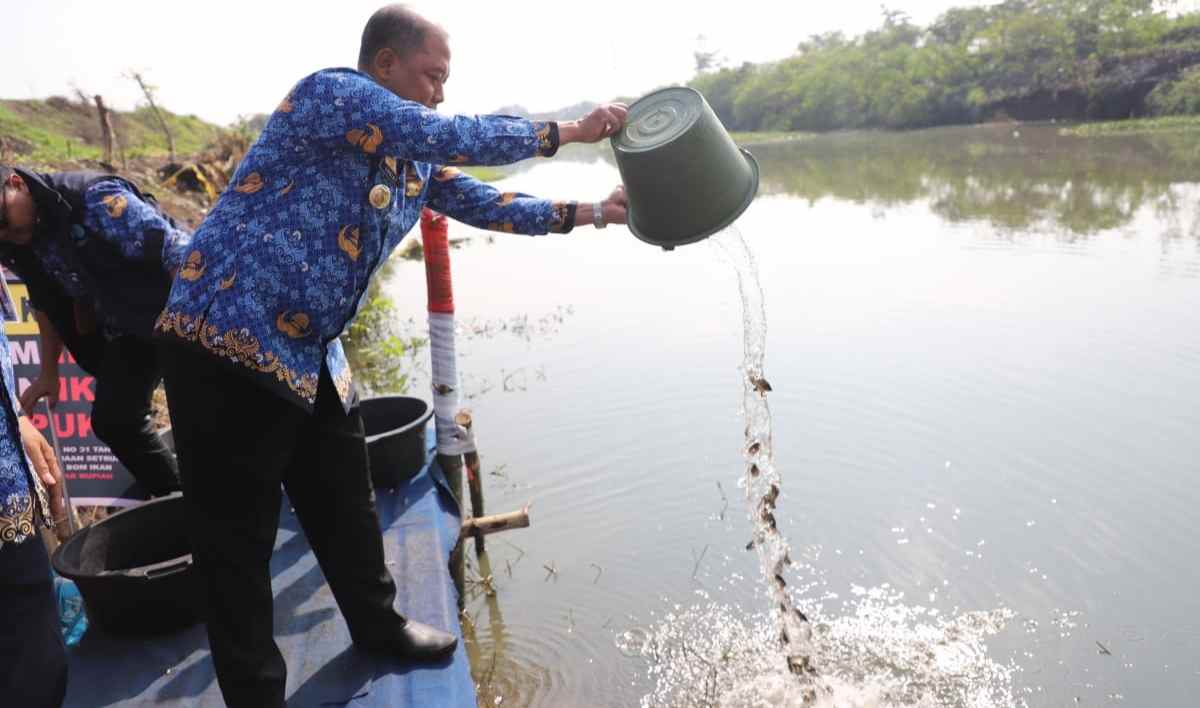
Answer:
[{"left": 374, "top": 124, "right": 1200, "bottom": 707}]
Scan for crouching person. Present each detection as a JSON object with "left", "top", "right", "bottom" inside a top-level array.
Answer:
[{"left": 0, "top": 165, "right": 186, "bottom": 497}]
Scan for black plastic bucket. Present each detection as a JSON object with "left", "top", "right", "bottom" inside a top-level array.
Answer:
[
  {"left": 50, "top": 493, "right": 200, "bottom": 635},
  {"left": 361, "top": 396, "right": 433, "bottom": 489}
]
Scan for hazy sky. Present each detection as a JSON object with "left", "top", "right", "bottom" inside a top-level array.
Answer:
[{"left": 0, "top": 0, "right": 1136, "bottom": 125}]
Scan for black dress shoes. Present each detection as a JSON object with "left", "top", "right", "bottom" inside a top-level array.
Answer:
[{"left": 359, "top": 619, "right": 458, "bottom": 660}]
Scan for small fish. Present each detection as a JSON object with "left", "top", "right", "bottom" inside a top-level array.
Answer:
[
  {"left": 764, "top": 484, "right": 780, "bottom": 505},
  {"left": 774, "top": 573, "right": 787, "bottom": 590},
  {"left": 745, "top": 539, "right": 755, "bottom": 551},
  {"left": 1096, "top": 641, "right": 1112, "bottom": 656},
  {"left": 780, "top": 629, "right": 789, "bottom": 645},
  {"left": 750, "top": 376, "right": 772, "bottom": 396},
  {"left": 794, "top": 608, "right": 808, "bottom": 623},
  {"left": 786, "top": 655, "right": 812, "bottom": 675}
]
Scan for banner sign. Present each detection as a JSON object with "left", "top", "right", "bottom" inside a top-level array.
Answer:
[{"left": 3, "top": 273, "right": 143, "bottom": 506}]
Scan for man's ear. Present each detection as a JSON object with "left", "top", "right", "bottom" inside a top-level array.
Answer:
[
  {"left": 373, "top": 47, "right": 399, "bottom": 79},
  {"left": 5, "top": 173, "right": 22, "bottom": 189}
]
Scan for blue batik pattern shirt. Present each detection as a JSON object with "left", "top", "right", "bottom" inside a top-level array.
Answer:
[
  {"left": 31, "top": 179, "right": 192, "bottom": 325},
  {"left": 0, "top": 327, "right": 50, "bottom": 549},
  {"left": 156, "top": 68, "right": 575, "bottom": 412}
]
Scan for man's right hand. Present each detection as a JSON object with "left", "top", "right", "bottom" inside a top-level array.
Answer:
[
  {"left": 20, "top": 371, "right": 59, "bottom": 415},
  {"left": 560, "top": 103, "right": 629, "bottom": 144}
]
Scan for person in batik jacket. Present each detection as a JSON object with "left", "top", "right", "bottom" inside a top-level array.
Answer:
[
  {"left": 0, "top": 166, "right": 188, "bottom": 497},
  {"left": 154, "top": 5, "right": 630, "bottom": 707},
  {"left": 0, "top": 283, "right": 68, "bottom": 707}
]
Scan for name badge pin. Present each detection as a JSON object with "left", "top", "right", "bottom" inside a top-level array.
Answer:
[{"left": 369, "top": 184, "right": 392, "bottom": 210}]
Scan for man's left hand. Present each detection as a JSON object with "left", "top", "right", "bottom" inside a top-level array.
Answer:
[
  {"left": 19, "top": 415, "right": 67, "bottom": 536},
  {"left": 601, "top": 185, "right": 628, "bottom": 226}
]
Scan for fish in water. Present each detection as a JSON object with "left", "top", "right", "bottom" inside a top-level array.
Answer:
[
  {"left": 764, "top": 483, "right": 780, "bottom": 505},
  {"left": 750, "top": 375, "right": 772, "bottom": 396},
  {"left": 787, "top": 655, "right": 814, "bottom": 676}
]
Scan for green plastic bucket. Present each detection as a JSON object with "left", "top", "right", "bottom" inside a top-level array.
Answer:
[{"left": 611, "top": 86, "right": 759, "bottom": 251}]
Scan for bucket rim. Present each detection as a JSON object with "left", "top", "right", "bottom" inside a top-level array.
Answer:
[
  {"left": 627, "top": 147, "right": 759, "bottom": 250},
  {"left": 360, "top": 395, "right": 434, "bottom": 444},
  {"left": 50, "top": 493, "right": 189, "bottom": 581}
]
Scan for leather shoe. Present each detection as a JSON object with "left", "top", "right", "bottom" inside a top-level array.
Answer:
[{"left": 360, "top": 620, "right": 458, "bottom": 660}]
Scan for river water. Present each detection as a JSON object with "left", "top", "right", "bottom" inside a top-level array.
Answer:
[{"left": 373, "top": 123, "right": 1200, "bottom": 707}]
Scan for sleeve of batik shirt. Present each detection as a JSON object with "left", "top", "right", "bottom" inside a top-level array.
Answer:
[
  {"left": 280, "top": 69, "right": 560, "bottom": 166},
  {"left": 426, "top": 166, "right": 576, "bottom": 235},
  {"left": 0, "top": 327, "right": 49, "bottom": 527},
  {"left": 1, "top": 329, "right": 23, "bottom": 417},
  {"left": 82, "top": 180, "right": 193, "bottom": 273}
]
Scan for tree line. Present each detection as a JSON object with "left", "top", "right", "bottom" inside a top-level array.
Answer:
[{"left": 690, "top": 0, "right": 1200, "bottom": 131}]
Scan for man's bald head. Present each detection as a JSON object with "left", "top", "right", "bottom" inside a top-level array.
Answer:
[{"left": 357, "top": 5, "right": 445, "bottom": 72}]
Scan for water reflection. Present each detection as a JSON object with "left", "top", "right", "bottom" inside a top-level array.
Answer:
[
  {"left": 754, "top": 126, "right": 1200, "bottom": 237},
  {"left": 369, "top": 126, "right": 1200, "bottom": 707},
  {"left": 552, "top": 124, "right": 1200, "bottom": 238}
]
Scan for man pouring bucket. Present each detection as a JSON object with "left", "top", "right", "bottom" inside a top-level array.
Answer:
[{"left": 154, "top": 5, "right": 629, "bottom": 706}]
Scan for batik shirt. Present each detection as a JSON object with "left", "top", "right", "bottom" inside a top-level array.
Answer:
[
  {"left": 0, "top": 326, "right": 50, "bottom": 549},
  {"left": 30, "top": 179, "right": 192, "bottom": 325},
  {"left": 156, "top": 68, "right": 575, "bottom": 413}
]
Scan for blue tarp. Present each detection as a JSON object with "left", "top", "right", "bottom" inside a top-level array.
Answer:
[{"left": 64, "top": 437, "right": 476, "bottom": 707}]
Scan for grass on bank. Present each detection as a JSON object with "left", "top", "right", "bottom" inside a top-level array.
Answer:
[
  {"left": 461, "top": 166, "right": 507, "bottom": 182},
  {"left": 731, "top": 131, "right": 813, "bottom": 146},
  {"left": 1059, "top": 115, "right": 1200, "bottom": 137},
  {"left": 0, "top": 98, "right": 221, "bottom": 165}
]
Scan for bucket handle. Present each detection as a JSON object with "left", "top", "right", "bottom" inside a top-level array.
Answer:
[{"left": 139, "top": 556, "right": 193, "bottom": 580}]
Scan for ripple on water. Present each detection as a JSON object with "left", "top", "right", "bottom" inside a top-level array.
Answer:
[{"left": 467, "top": 616, "right": 616, "bottom": 708}]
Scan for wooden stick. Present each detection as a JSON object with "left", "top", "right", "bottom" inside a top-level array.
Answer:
[
  {"left": 456, "top": 410, "right": 487, "bottom": 554},
  {"left": 439, "top": 453, "right": 467, "bottom": 607},
  {"left": 461, "top": 505, "right": 530, "bottom": 540},
  {"left": 93, "top": 95, "right": 116, "bottom": 167}
]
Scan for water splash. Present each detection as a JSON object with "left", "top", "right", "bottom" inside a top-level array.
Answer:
[
  {"left": 619, "top": 587, "right": 1018, "bottom": 707},
  {"left": 618, "top": 228, "right": 1021, "bottom": 707},
  {"left": 712, "top": 228, "right": 818, "bottom": 690}
]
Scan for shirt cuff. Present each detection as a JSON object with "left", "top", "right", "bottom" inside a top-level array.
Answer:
[
  {"left": 535, "top": 122, "right": 561, "bottom": 158},
  {"left": 549, "top": 201, "right": 577, "bottom": 234}
]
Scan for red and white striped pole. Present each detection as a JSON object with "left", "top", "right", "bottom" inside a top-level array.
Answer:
[{"left": 421, "top": 208, "right": 486, "bottom": 552}]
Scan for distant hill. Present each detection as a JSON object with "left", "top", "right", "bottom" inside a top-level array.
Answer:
[
  {"left": 0, "top": 95, "right": 228, "bottom": 165},
  {"left": 490, "top": 101, "right": 598, "bottom": 122},
  {"left": 491, "top": 93, "right": 662, "bottom": 122}
]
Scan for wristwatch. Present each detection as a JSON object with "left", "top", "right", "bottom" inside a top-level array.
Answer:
[{"left": 592, "top": 202, "right": 606, "bottom": 229}]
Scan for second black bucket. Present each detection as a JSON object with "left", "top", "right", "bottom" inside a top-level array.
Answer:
[
  {"left": 50, "top": 493, "right": 200, "bottom": 635},
  {"left": 361, "top": 395, "right": 434, "bottom": 489}
]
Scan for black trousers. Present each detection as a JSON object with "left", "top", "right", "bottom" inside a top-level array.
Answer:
[
  {"left": 0, "top": 535, "right": 67, "bottom": 708},
  {"left": 160, "top": 342, "right": 406, "bottom": 708},
  {"left": 91, "top": 335, "right": 181, "bottom": 497}
]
